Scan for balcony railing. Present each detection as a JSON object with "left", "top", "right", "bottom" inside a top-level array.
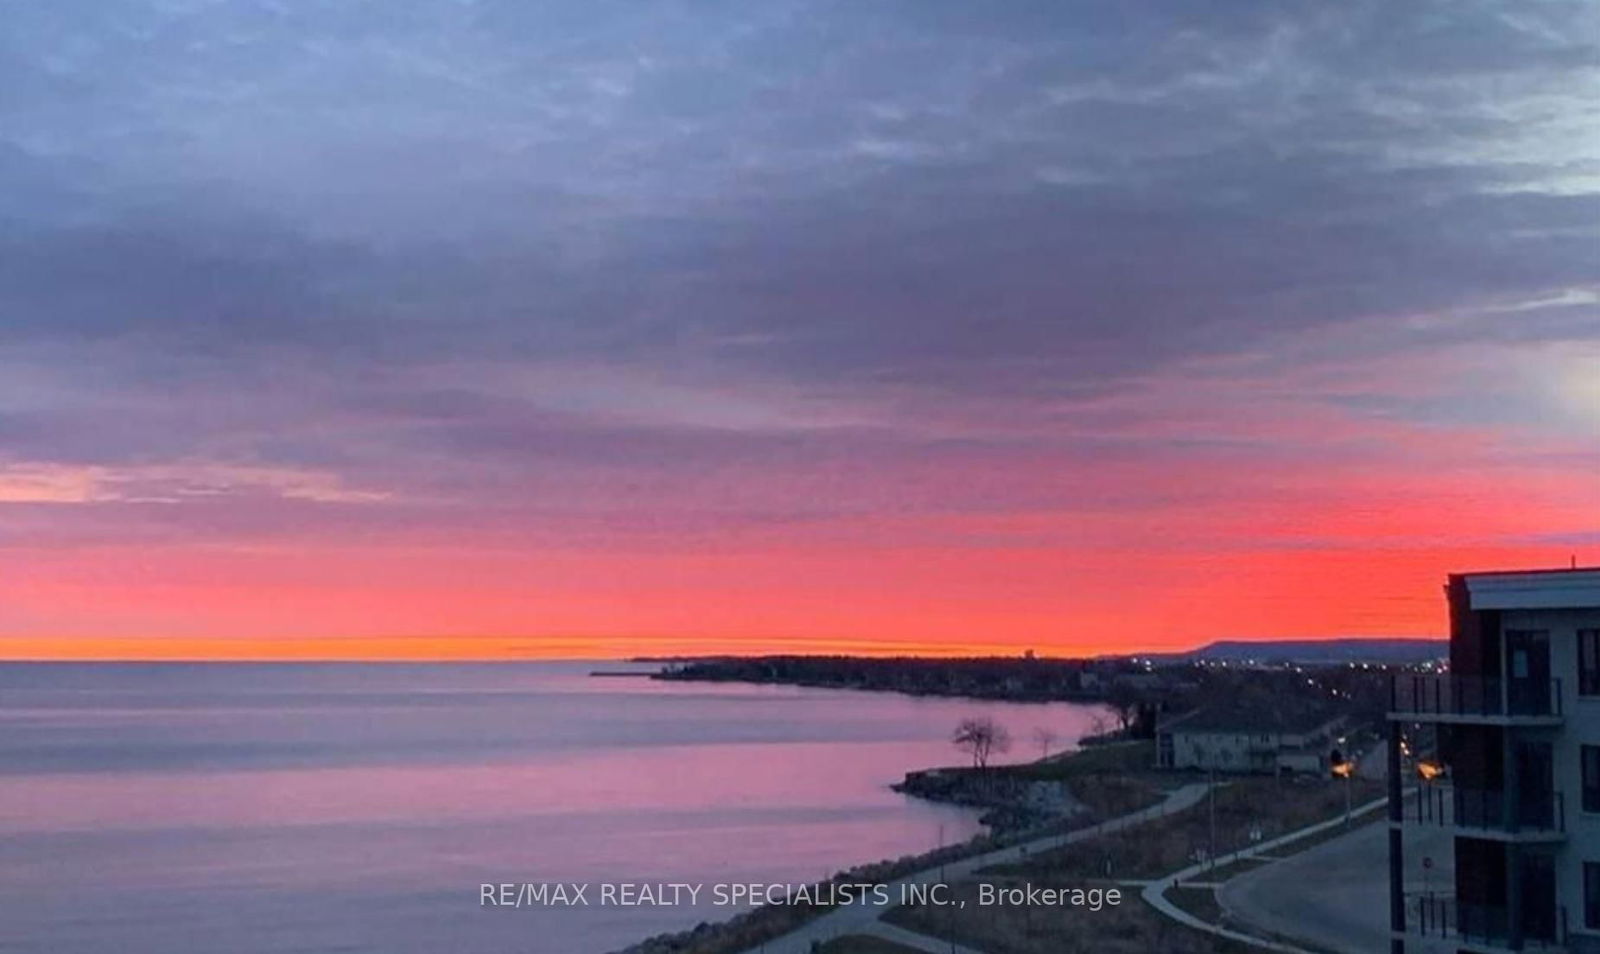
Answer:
[
  {"left": 1413, "top": 894, "right": 1566, "bottom": 949},
  {"left": 1390, "top": 673, "right": 1563, "bottom": 719},
  {"left": 1409, "top": 784, "right": 1565, "bottom": 835}
]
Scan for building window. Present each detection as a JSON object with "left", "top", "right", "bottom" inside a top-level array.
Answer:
[
  {"left": 1588, "top": 863, "right": 1600, "bottom": 929},
  {"left": 1585, "top": 746, "right": 1600, "bottom": 813},
  {"left": 1582, "top": 630, "right": 1600, "bottom": 696}
]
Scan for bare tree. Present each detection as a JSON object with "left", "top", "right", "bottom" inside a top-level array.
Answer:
[
  {"left": 952, "top": 717, "right": 1011, "bottom": 770},
  {"left": 1105, "top": 685, "right": 1141, "bottom": 733},
  {"left": 1032, "top": 726, "right": 1059, "bottom": 760}
]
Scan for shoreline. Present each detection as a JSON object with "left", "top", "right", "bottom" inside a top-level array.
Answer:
[
  {"left": 650, "top": 659, "right": 1114, "bottom": 706},
  {"left": 608, "top": 740, "right": 1164, "bottom": 954}
]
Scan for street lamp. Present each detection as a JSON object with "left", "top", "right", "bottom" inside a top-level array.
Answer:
[{"left": 1331, "top": 759, "right": 1356, "bottom": 824}]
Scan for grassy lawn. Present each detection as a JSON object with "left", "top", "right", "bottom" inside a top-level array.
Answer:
[
  {"left": 1197, "top": 855, "right": 1275, "bottom": 882},
  {"left": 882, "top": 880, "right": 1259, "bottom": 954},
  {"left": 1025, "top": 740, "right": 1159, "bottom": 777},
  {"left": 1166, "top": 885, "right": 1343, "bottom": 954},
  {"left": 968, "top": 740, "right": 1168, "bottom": 821},
  {"left": 1167, "top": 885, "right": 1224, "bottom": 923},
  {"left": 1191, "top": 796, "right": 1386, "bottom": 883},
  {"left": 1248, "top": 796, "right": 1386, "bottom": 855},
  {"left": 1061, "top": 772, "right": 1164, "bottom": 819},
  {"left": 934, "top": 740, "right": 1160, "bottom": 783},
  {"left": 984, "top": 775, "right": 1383, "bottom": 880},
  {"left": 816, "top": 936, "right": 925, "bottom": 954},
  {"left": 1044, "top": 742, "right": 1167, "bottom": 826}
]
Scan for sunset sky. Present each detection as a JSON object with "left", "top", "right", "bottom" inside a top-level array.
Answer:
[{"left": 2, "top": 1, "right": 1597, "bottom": 659}]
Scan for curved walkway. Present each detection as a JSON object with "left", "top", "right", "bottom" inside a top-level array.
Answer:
[
  {"left": 1140, "top": 795, "right": 1390, "bottom": 954},
  {"left": 738, "top": 782, "right": 1213, "bottom": 954}
]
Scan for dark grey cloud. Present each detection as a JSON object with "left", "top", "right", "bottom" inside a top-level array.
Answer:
[{"left": 0, "top": 0, "right": 1595, "bottom": 546}]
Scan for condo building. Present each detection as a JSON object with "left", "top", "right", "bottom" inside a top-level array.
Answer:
[{"left": 1389, "top": 568, "right": 1600, "bottom": 953}]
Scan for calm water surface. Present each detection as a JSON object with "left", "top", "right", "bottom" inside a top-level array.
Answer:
[{"left": 0, "top": 662, "right": 1107, "bottom": 954}]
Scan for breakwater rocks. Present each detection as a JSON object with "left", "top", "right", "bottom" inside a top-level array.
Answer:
[
  {"left": 608, "top": 919, "right": 721, "bottom": 954},
  {"left": 892, "top": 768, "right": 1083, "bottom": 833}
]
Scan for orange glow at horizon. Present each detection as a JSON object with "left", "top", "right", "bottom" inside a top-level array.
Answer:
[
  {"left": 0, "top": 634, "right": 1052, "bottom": 662},
  {"left": 5, "top": 343, "right": 1594, "bottom": 662},
  {"left": 4, "top": 542, "right": 1588, "bottom": 661}
]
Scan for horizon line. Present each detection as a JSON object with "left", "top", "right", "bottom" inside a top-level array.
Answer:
[{"left": 0, "top": 632, "right": 1447, "bottom": 662}]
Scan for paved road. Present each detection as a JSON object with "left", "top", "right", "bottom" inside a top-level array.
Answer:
[
  {"left": 737, "top": 783, "right": 1213, "bottom": 954},
  {"left": 1218, "top": 817, "right": 1453, "bottom": 954}
]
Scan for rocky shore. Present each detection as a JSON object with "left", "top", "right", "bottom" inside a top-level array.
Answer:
[{"left": 892, "top": 766, "right": 1085, "bottom": 833}]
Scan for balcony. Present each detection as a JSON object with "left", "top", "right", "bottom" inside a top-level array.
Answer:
[
  {"left": 1389, "top": 674, "right": 1564, "bottom": 724},
  {"left": 1408, "top": 785, "right": 1566, "bottom": 840},
  {"left": 1412, "top": 895, "right": 1567, "bottom": 951}
]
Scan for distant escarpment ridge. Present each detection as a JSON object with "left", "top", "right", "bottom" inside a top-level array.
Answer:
[{"left": 1176, "top": 637, "right": 1446, "bottom": 665}]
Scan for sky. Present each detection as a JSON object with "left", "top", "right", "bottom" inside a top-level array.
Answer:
[{"left": 1, "top": 0, "right": 1597, "bottom": 659}]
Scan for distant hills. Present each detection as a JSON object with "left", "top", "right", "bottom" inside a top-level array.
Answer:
[{"left": 1162, "top": 638, "right": 1446, "bottom": 665}]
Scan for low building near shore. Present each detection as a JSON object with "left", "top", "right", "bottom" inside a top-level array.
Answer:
[{"left": 1155, "top": 703, "right": 1345, "bottom": 774}]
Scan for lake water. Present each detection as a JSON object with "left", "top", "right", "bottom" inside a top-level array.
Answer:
[{"left": 0, "top": 662, "right": 1108, "bottom": 954}]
